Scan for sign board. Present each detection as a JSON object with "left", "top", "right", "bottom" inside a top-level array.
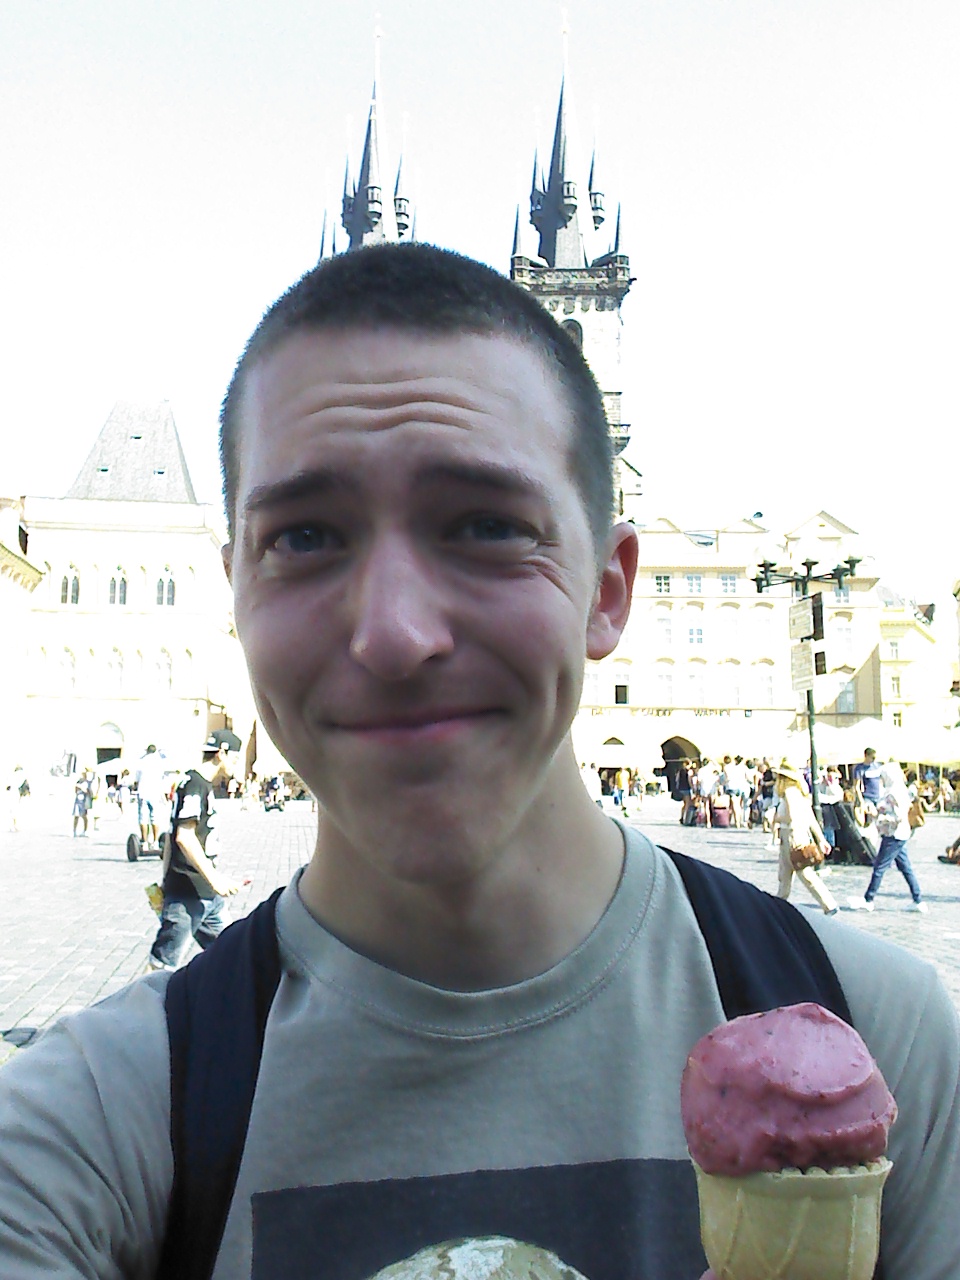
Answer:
[
  {"left": 791, "top": 640, "right": 816, "bottom": 692},
  {"left": 789, "top": 598, "right": 814, "bottom": 641}
]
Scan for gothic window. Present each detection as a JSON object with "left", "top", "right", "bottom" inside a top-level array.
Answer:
[
  {"left": 157, "top": 569, "right": 175, "bottom": 606},
  {"left": 109, "top": 573, "right": 127, "bottom": 606},
  {"left": 61, "top": 572, "right": 80, "bottom": 605},
  {"left": 561, "top": 320, "right": 583, "bottom": 348}
]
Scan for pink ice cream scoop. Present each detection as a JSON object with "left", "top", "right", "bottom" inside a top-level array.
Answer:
[{"left": 681, "top": 1002, "right": 897, "bottom": 1176}]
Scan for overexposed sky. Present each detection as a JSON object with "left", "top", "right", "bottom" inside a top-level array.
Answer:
[{"left": 3, "top": 0, "right": 957, "bottom": 612}]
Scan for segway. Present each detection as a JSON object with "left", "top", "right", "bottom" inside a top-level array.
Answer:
[{"left": 126, "top": 831, "right": 169, "bottom": 862}]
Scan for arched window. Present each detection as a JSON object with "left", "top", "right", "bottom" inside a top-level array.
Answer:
[
  {"left": 62, "top": 572, "right": 80, "bottom": 605},
  {"left": 71, "top": 574, "right": 80, "bottom": 605},
  {"left": 157, "top": 568, "right": 175, "bottom": 606},
  {"left": 109, "top": 571, "right": 128, "bottom": 606},
  {"left": 562, "top": 319, "right": 583, "bottom": 348},
  {"left": 157, "top": 649, "right": 173, "bottom": 690}
]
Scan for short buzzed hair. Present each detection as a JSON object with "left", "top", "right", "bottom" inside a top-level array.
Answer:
[{"left": 219, "top": 243, "right": 615, "bottom": 552}]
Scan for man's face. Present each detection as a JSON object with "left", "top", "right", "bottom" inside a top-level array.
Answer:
[{"left": 225, "top": 327, "right": 633, "bottom": 882}]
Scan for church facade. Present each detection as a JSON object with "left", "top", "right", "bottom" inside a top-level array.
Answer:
[{"left": 14, "top": 402, "right": 255, "bottom": 788}]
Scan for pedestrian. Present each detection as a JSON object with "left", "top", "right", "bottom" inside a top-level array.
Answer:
[
  {"left": 135, "top": 743, "right": 169, "bottom": 852},
  {"left": 818, "top": 764, "right": 844, "bottom": 855},
  {"left": 0, "top": 244, "right": 957, "bottom": 1277},
  {"left": 772, "top": 760, "right": 838, "bottom": 915},
  {"left": 70, "top": 769, "right": 91, "bottom": 837},
  {"left": 720, "top": 754, "right": 748, "bottom": 828},
  {"left": 147, "top": 736, "right": 242, "bottom": 972},
  {"left": 849, "top": 761, "right": 928, "bottom": 913},
  {"left": 758, "top": 757, "right": 777, "bottom": 834},
  {"left": 614, "top": 765, "right": 631, "bottom": 816},
  {"left": 853, "top": 746, "right": 883, "bottom": 821},
  {"left": 579, "top": 761, "right": 603, "bottom": 808},
  {"left": 117, "top": 769, "right": 132, "bottom": 815},
  {"left": 674, "top": 757, "right": 694, "bottom": 824}
]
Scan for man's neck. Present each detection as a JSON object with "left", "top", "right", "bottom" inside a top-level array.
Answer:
[{"left": 297, "top": 755, "right": 626, "bottom": 991}]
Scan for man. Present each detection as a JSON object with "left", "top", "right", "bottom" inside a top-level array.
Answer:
[
  {"left": 135, "top": 743, "right": 170, "bottom": 851},
  {"left": 0, "top": 245, "right": 957, "bottom": 1278},
  {"left": 147, "top": 736, "right": 242, "bottom": 972},
  {"left": 854, "top": 746, "right": 884, "bottom": 811}
]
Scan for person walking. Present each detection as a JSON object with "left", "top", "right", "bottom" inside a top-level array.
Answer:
[
  {"left": 773, "top": 760, "right": 837, "bottom": 915},
  {"left": 147, "top": 736, "right": 242, "bottom": 972},
  {"left": 849, "top": 761, "right": 928, "bottom": 913}
]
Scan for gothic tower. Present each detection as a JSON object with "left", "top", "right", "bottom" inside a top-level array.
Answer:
[
  {"left": 333, "top": 79, "right": 414, "bottom": 255},
  {"left": 510, "top": 79, "right": 635, "bottom": 471}
]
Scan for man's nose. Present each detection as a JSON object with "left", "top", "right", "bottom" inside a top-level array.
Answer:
[{"left": 348, "top": 538, "right": 454, "bottom": 680}]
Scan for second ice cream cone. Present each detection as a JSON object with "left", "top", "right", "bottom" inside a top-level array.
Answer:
[{"left": 694, "top": 1157, "right": 891, "bottom": 1280}]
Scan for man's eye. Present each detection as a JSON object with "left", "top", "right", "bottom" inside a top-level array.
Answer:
[
  {"left": 455, "top": 516, "right": 528, "bottom": 543},
  {"left": 269, "top": 525, "right": 343, "bottom": 555}
]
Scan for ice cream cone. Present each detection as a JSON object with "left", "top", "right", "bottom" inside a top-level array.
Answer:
[{"left": 694, "top": 1157, "right": 891, "bottom": 1280}]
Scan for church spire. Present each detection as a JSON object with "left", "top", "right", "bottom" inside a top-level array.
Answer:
[
  {"left": 529, "top": 79, "right": 584, "bottom": 268},
  {"left": 341, "top": 81, "right": 385, "bottom": 248}
]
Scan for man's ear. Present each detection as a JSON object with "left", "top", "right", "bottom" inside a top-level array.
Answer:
[
  {"left": 222, "top": 542, "right": 233, "bottom": 585},
  {"left": 586, "top": 522, "right": 638, "bottom": 661}
]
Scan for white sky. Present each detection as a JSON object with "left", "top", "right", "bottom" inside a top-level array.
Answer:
[{"left": 3, "top": 0, "right": 958, "bottom": 620}]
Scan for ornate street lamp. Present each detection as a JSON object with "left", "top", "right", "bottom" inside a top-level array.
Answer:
[{"left": 752, "top": 556, "right": 860, "bottom": 824}]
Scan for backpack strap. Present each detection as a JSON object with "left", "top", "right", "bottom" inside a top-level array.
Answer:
[
  {"left": 661, "top": 846, "right": 853, "bottom": 1024},
  {"left": 155, "top": 887, "right": 284, "bottom": 1280}
]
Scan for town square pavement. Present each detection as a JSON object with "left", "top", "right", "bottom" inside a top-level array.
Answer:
[{"left": 2, "top": 792, "right": 960, "bottom": 1062}]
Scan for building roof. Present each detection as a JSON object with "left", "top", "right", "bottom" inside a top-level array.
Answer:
[{"left": 65, "top": 401, "right": 197, "bottom": 503}]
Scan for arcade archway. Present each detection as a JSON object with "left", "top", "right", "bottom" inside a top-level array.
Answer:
[{"left": 660, "top": 736, "right": 701, "bottom": 794}]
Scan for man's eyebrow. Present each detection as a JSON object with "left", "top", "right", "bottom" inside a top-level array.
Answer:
[
  {"left": 241, "top": 469, "right": 358, "bottom": 515},
  {"left": 416, "top": 461, "right": 550, "bottom": 501}
]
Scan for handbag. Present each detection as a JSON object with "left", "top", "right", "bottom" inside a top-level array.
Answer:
[
  {"left": 908, "top": 798, "right": 926, "bottom": 829},
  {"left": 790, "top": 842, "right": 825, "bottom": 872}
]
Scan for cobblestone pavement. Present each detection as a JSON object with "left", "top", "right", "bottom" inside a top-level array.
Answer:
[{"left": 2, "top": 793, "right": 959, "bottom": 1059}]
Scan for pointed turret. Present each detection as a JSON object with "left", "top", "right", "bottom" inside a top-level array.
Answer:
[
  {"left": 318, "top": 210, "right": 328, "bottom": 262},
  {"left": 393, "top": 156, "right": 411, "bottom": 237},
  {"left": 529, "top": 79, "right": 584, "bottom": 268},
  {"left": 511, "top": 207, "right": 521, "bottom": 257},
  {"left": 588, "top": 148, "right": 604, "bottom": 230}
]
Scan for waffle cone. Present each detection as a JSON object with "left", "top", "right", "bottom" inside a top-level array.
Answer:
[{"left": 694, "top": 1157, "right": 891, "bottom": 1280}]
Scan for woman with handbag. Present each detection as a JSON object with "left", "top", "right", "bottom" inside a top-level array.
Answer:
[
  {"left": 849, "top": 761, "right": 928, "bottom": 913},
  {"left": 773, "top": 760, "right": 838, "bottom": 915}
]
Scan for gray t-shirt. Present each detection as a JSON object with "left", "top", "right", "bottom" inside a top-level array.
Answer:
[{"left": 0, "top": 827, "right": 958, "bottom": 1278}]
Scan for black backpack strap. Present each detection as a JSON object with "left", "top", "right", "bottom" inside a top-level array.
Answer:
[
  {"left": 663, "top": 848, "right": 882, "bottom": 1278},
  {"left": 155, "top": 887, "right": 284, "bottom": 1280},
  {"left": 661, "top": 846, "right": 853, "bottom": 1024}
]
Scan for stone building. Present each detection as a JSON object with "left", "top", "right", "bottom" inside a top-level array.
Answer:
[
  {"left": 17, "top": 402, "right": 255, "bottom": 785},
  {"left": 571, "top": 510, "right": 954, "bottom": 777}
]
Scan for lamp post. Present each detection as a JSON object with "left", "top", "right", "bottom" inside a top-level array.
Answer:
[{"left": 752, "top": 555, "right": 861, "bottom": 825}]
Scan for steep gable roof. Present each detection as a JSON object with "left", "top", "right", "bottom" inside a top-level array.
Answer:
[{"left": 66, "top": 401, "right": 197, "bottom": 503}]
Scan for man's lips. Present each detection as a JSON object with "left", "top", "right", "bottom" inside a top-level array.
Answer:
[{"left": 327, "top": 708, "right": 500, "bottom": 735}]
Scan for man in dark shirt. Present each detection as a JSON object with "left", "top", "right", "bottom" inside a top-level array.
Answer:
[
  {"left": 148, "top": 737, "right": 241, "bottom": 971},
  {"left": 854, "top": 748, "right": 884, "bottom": 805}
]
